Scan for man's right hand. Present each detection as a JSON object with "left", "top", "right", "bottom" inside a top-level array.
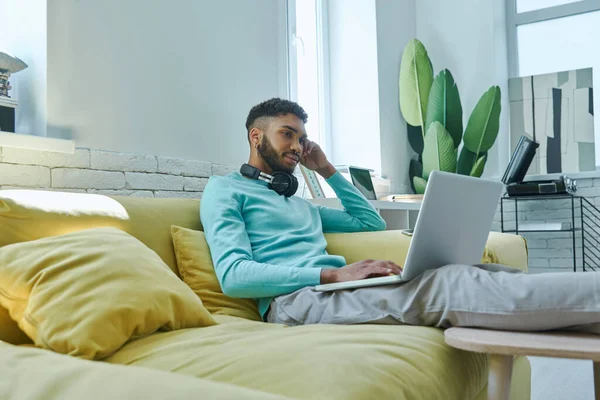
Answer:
[{"left": 320, "top": 259, "right": 403, "bottom": 284}]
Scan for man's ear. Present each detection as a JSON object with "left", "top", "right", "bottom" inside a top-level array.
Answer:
[{"left": 249, "top": 127, "right": 262, "bottom": 148}]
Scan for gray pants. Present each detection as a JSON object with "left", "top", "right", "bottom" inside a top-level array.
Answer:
[{"left": 266, "top": 264, "right": 600, "bottom": 333}]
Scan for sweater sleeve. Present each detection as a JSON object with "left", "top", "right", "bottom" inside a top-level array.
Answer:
[
  {"left": 200, "top": 178, "right": 322, "bottom": 299},
  {"left": 316, "top": 171, "right": 387, "bottom": 233}
]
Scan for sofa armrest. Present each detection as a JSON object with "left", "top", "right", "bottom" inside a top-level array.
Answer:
[
  {"left": 483, "top": 231, "right": 528, "bottom": 272},
  {"left": 324, "top": 230, "right": 528, "bottom": 273}
]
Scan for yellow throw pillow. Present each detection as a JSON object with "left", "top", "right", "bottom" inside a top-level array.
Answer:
[
  {"left": 171, "top": 225, "right": 262, "bottom": 321},
  {"left": 0, "top": 227, "right": 216, "bottom": 360}
]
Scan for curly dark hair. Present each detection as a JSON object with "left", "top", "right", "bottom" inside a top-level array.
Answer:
[{"left": 245, "top": 98, "right": 308, "bottom": 141}]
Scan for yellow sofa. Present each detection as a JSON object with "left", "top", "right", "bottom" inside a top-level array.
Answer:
[{"left": 0, "top": 189, "right": 530, "bottom": 400}]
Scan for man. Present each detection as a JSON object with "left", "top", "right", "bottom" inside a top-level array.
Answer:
[{"left": 201, "top": 98, "right": 600, "bottom": 332}]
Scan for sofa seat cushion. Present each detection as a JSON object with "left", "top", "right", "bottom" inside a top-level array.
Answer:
[
  {"left": 106, "top": 317, "right": 489, "bottom": 400},
  {"left": 1, "top": 342, "right": 290, "bottom": 400}
]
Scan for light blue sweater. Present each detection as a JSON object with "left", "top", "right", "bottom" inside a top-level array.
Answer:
[{"left": 200, "top": 170, "right": 386, "bottom": 319}]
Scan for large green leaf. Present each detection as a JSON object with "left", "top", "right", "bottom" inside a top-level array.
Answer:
[
  {"left": 399, "top": 39, "right": 434, "bottom": 135},
  {"left": 470, "top": 154, "right": 487, "bottom": 177},
  {"left": 424, "top": 69, "right": 463, "bottom": 148},
  {"left": 413, "top": 176, "right": 427, "bottom": 194},
  {"left": 409, "top": 158, "right": 423, "bottom": 193},
  {"left": 463, "top": 86, "right": 501, "bottom": 154},
  {"left": 407, "top": 122, "right": 424, "bottom": 155},
  {"left": 457, "top": 147, "right": 475, "bottom": 175},
  {"left": 422, "top": 122, "right": 457, "bottom": 179},
  {"left": 457, "top": 147, "right": 487, "bottom": 175}
]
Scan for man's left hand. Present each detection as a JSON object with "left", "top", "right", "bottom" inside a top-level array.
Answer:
[{"left": 301, "top": 140, "right": 336, "bottom": 178}]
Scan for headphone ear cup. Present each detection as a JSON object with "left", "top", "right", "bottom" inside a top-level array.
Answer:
[
  {"left": 287, "top": 174, "right": 298, "bottom": 197},
  {"left": 269, "top": 172, "right": 289, "bottom": 195},
  {"left": 270, "top": 172, "right": 298, "bottom": 197}
]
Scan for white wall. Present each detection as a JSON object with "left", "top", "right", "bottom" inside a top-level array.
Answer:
[
  {"left": 47, "top": 0, "right": 287, "bottom": 166},
  {"left": 327, "top": 0, "right": 382, "bottom": 173},
  {"left": 327, "top": 0, "right": 509, "bottom": 191},
  {"left": 328, "top": 0, "right": 506, "bottom": 193},
  {"left": 415, "top": 0, "right": 510, "bottom": 179},
  {"left": 375, "top": 0, "right": 416, "bottom": 194},
  {"left": 0, "top": 0, "right": 47, "bottom": 137}
]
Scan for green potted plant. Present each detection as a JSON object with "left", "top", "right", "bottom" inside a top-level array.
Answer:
[{"left": 399, "top": 39, "right": 501, "bottom": 194}]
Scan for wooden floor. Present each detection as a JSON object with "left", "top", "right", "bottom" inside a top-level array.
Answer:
[{"left": 530, "top": 356, "right": 595, "bottom": 399}]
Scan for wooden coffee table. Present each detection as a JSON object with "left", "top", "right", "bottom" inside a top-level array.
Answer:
[{"left": 444, "top": 327, "right": 600, "bottom": 400}]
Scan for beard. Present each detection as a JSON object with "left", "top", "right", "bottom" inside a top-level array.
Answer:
[{"left": 257, "top": 135, "right": 296, "bottom": 175}]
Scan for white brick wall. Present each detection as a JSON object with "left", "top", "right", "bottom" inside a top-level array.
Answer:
[
  {"left": 52, "top": 168, "right": 126, "bottom": 189},
  {"left": 183, "top": 177, "right": 208, "bottom": 191},
  {"left": 0, "top": 146, "right": 236, "bottom": 200},
  {"left": 91, "top": 150, "right": 157, "bottom": 173},
  {"left": 0, "top": 163, "right": 51, "bottom": 187},
  {"left": 493, "top": 179, "right": 598, "bottom": 275},
  {"left": 125, "top": 172, "right": 184, "bottom": 190},
  {"left": 157, "top": 157, "right": 211, "bottom": 177},
  {"left": 212, "top": 164, "right": 238, "bottom": 176}
]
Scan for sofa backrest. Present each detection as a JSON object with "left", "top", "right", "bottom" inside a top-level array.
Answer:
[
  {"left": 0, "top": 189, "right": 529, "bottom": 345},
  {"left": 0, "top": 189, "right": 203, "bottom": 344},
  {"left": 0, "top": 190, "right": 202, "bottom": 273}
]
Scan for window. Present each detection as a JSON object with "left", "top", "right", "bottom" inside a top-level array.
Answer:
[
  {"left": 507, "top": 0, "right": 600, "bottom": 170},
  {"left": 507, "top": 0, "right": 600, "bottom": 77},
  {"left": 516, "top": 0, "right": 586, "bottom": 13},
  {"left": 287, "top": 0, "right": 331, "bottom": 157},
  {"left": 516, "top": 10, "right": 600, "bottom": 77}
]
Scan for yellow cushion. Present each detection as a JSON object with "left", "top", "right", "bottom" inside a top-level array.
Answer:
[
  {"left": 171, "top": 225, "right": 262, "bottom": 321},
  {"left": 105, "top": 319, "right": 490, "bottom": 400},
  {"left": 0, "top": 306, "right": 31, "bottom": 345},
  {"left": 0, "top": 227, "right": 216, "bottom": 360},
  {"left": 1, "top": 343, "right": 289, "bottom": 400},
  {"left": 0, "top": 189, "right": 204, "bottom": 345},
  {"left": 324, "top": 230, "right": 528, "bottom": 272},
  {"left": 0, "top": 189, "right": 203, "bottom": 274}
]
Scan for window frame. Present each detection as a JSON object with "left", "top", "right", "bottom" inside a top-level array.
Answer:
[
  {"left": 286, "top": 0, "right": 333, "bottom": 158},
  {"left": 506, "top": 0, "right": 600, "bottom": 78},
  {"left": 505, "top": 0, "right": 600, "bottom": 179}
]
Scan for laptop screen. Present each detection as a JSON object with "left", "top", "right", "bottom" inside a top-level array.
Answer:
[
  {"left": 501, "top": 135, "right": 539, "bottom": 184},
  {"left": 349, "top": 167, "right": 377, "bottom": 200}
]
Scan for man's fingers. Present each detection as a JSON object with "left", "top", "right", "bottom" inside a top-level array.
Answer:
[
  {"left": 386, "top": 261, "right": 403, "bottom": 274},
  {"left": 302, "top": 141, "right": 311, "bottom": 155},
  {"left": 368, "top": 260, "right": 401, "bottom": 275},
  {"left": 369, "top": 265, "right": 395, "bottom": 277}
]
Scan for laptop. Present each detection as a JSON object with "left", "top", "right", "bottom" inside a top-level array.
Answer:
[
  {"left": 348, "top": 166, "right": 377, "bottom": 200},
  {"left": 314, "top": 170, "right": 504, "bottom": 292}
]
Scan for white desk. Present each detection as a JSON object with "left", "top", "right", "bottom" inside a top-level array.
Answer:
[{"left": 308, "top": 198, "right": 422, "bottom": 230}]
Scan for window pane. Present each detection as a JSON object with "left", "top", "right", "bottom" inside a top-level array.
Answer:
[
  {"left": 517, "top": 0, "right": 585, "bottom": 13},
  {"left": 295, "top": 0, "right": 321, "bottom": 145},
  {"left": 517, "top": 10, "right": 600, "bottom": 169},
  {"left": 517, "top": 10, "right": 599, "bottom": 77}
]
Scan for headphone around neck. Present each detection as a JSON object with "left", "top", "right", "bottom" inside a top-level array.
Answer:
[{"left": 240, "top": 163, "right": 298, "bottom": 197}]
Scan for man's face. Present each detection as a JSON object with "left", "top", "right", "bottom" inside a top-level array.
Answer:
[{"left": 257, "top": 114, "right": 308, "bottom": 175}]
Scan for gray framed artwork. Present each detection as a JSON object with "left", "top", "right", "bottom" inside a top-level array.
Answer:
[{"left": 508, "top": 67, "right": 595, "bottom": 177}]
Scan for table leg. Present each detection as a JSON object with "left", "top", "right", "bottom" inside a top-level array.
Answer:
[
  {"left": 594, "top": 362, "right": 599, "bottom": 400},
  {"left": 488, "top": 354, "right": 514, "bottom": 400}
]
